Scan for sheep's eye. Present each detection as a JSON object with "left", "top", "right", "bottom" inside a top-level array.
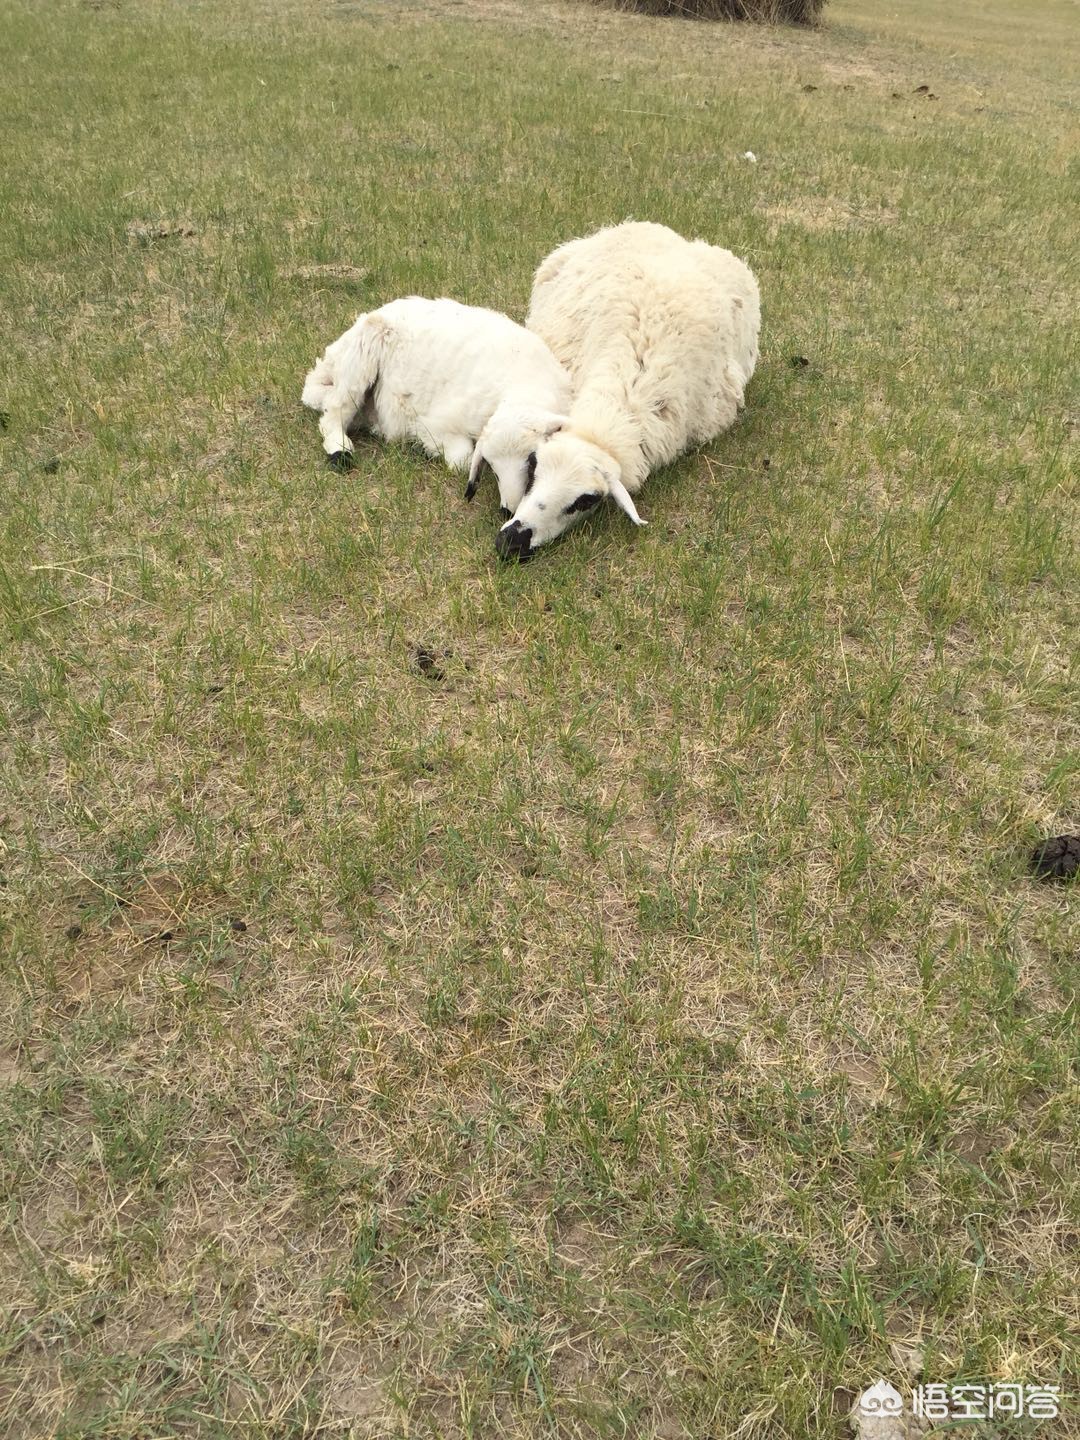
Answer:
[
  {"left": 564, "top": 492, "right": 601, "bottom": 515},
  {"left": 524, "top": 452, "right": 537, "bottom": 494}
]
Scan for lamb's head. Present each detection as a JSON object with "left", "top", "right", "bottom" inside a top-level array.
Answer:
[
  {"left": 465, "top": 405, "right": 568, "bottom": 517},
  {"left": 494, "top": 430, "right": 645, "bottom": 562}
]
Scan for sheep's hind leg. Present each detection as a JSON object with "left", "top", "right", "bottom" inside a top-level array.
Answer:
[{"left": 301, "top": 358, "right": 335, "bottom": 412}]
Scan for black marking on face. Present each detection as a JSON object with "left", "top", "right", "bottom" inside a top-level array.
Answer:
[
  {"left": 523, "top": 451, "right": 537, "bottom": 496},
  {"left": 563, "top": 491, "right": 601, "bottom": 515}
]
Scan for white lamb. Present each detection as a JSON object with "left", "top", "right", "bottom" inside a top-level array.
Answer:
[
  {"left": 482, "top": 221, "right": 760, "bottom": 561},
  {"left": 302, "top": 296, "right": 572, "bottom": 513}
]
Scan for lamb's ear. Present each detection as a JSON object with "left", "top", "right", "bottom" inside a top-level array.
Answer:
[
  {"left": 516, "top": 408, "right": 568, "bottom": 445},
  {"left": 608, "top": 476, "right": 646, "bottom": 526},
  {"left": 464, "top": 440, "right": 487, "bottom": 501}
]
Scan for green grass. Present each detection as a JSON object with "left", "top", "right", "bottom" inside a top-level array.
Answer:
[{"left": 1, "top": 0, "right": 1077, "bottom": 1435}]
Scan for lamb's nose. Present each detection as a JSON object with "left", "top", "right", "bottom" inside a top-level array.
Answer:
[{"left": 495, "top": 520, "right": 534, "bottom": 563}]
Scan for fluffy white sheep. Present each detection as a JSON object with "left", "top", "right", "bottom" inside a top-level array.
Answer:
[
  {"left": 488, "top": 221, "right": 760, "bottom": 560},
  {"left": 302, "top": 296, "right": 572, "bottom": 512}
]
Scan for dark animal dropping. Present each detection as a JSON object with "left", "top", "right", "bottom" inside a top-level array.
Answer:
[
  {"left": 415, "top": 647, "right": 445, "bottom": 680},
  {"left": 1028, "top": 835, "right": 1079, "bottom": 881},
  {"left": 230, "top": 917, "right": 247, "bottom": 933},
  {"left": 790, "top": 355, "right": 810, "bottom": 369},
  {"left": 43, "top": 457, "right": 61, "bottom": 474}
]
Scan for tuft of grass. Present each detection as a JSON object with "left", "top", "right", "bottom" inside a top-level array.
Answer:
[{"left": 596, "top": 0, "right": 827, "bottom": 24}]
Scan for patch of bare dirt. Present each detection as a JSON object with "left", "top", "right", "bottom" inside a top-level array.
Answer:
[
  {"left": 762, "top": 199, "right": 898, "bottom": 234},
  {"left": 136, "top": 290, "right": 187, "bottom": 344},
  {"left": 553, "top": 1217, "right": 615, "bottom": 1276},
  {"left": 322, "top": 1343, "right": 393, "bottom": 1428},
  {"left": 836, "top": 1055, "right": 880, "bottom": 1090},
  {"left": 53, "top": 874, "right": 251, "bottom": 1002},
  {"left": 125, "top": 218, "right": 197, "bottom": 243},
  {"left": 286, "top": 263, "right": 371, "bottom": 285}
]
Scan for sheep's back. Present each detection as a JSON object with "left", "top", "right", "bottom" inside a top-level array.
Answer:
[
  {"left": 527, "top": 223, "right": 760, "bottom": 469},
  {"left": 376, "top": 297, "right": 568, "bottom": 433}
]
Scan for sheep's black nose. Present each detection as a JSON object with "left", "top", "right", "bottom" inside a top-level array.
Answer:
[{"left": 495, "top": 520, "right": 534, "bottom": 563}]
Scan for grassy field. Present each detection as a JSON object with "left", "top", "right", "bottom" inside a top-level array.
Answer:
[{"left": 1, "top": 0, "right": 1077, "bottom": 1434}]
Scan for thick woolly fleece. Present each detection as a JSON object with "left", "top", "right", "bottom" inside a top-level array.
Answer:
[{"left": 526, "top": 221, "right": 761, "bottom": 491}]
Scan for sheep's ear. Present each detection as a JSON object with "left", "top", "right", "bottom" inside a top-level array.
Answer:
[
  {"left": 464, "top": 441, "right": 486, "bottom": 501},
  {"left": 608, "top": 476, "right": 646, "bottom": 526}
]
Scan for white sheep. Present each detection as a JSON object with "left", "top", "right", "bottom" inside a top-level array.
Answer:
[
  {"left": 302, "top": 296, "right": 572, "bottom": 513},
  {"left": 483, "top": 221, "right": 760, "bottom": 560}
]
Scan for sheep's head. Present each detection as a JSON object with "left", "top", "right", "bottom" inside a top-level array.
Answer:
[{"left": 494, "top": 430, "right": 645, "bottom": 562}]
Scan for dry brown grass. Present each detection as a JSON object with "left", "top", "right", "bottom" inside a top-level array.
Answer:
[
  {"left": 594, "top": 0, "right": 826, "bottom": 22},
  {"left": 1, "top": 0, "right": 1077, "bottom": 1434}
]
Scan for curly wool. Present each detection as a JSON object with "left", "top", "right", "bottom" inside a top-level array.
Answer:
[{"left": 526, "top": 220, "right": 761, "bottom": 491}]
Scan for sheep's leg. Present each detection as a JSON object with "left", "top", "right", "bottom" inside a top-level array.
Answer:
[
  {"left": 301, "top": 357, "right": 335, "bottom": 412},
  {"left": 442, "top": 435, "right": 475, "bottom": 471},
  {"left": 318, "top": 391, "right": 357, "bottom": 457},
  {"left": 314, "top": 314, "right": 384, "bottom": 460}
]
